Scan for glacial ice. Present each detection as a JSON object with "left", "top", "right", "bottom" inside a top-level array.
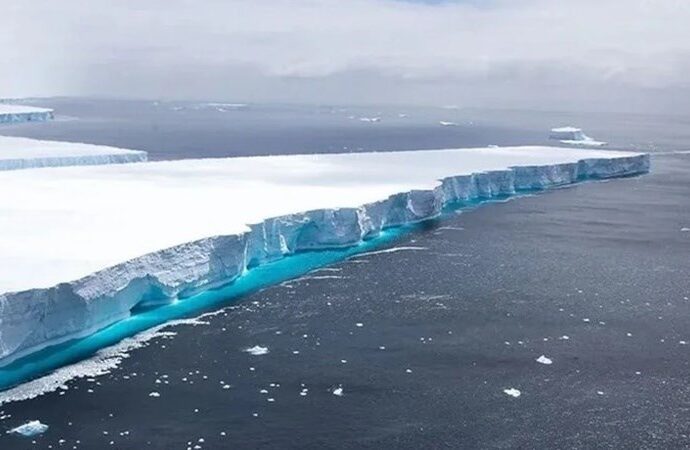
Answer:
[
  {"left": 0, "top": 136, "right": 148, "bottom": 171},
  {"left": 549, "top": 126, "right": 607, "bottom": 147},
  {"left": 0, "top": 146, "right": 649, "bottom": 367},
  {"left": 0, "top": 105, "right": 53, "bottom": 124},
  {"left": 8, "top": 420, "right": 49, "bottom": 437}
]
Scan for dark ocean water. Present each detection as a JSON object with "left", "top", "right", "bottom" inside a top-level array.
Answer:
[{"left": 1, "top": 99, "right": 689, "bottom": 449}]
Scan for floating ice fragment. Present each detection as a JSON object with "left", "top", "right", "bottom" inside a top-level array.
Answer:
[
  {"left": 355, "top": 323, "right": 364, "bottom": 328},
  {"left": 244, "top": 346, "right": 269, "bottom": 356},
  {"left": 439, "top": 121, "right": 458, "bottom": 127},
  {"left": 149, "top": 392, "right": 160, "bottom": 398},
  {"left": 332, "top": 387, "right": 344, "bottom": 396},
  {"left": 536, "top": 355, "right": 553, "bottom": 365},
  {"left": 503, "top": 388, "right": 521, "bottom": 398},
  {"left": 8, "top": 420, "right": 49, "bottom": 437}
]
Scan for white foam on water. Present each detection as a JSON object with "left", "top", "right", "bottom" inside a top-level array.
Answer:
[{"left": 352, "top": 246, "right": 428, "bottom": 259}]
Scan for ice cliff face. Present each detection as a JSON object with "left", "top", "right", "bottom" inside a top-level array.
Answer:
[
  {"left": 0, "top": 152, "right": 148, "bottom": 171},
  {"left": 0, "top": 153, "right": 649, "bottom": 367}
]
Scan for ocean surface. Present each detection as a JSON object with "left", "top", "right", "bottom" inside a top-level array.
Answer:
[{"left": 1, "top": 99, "right": 689, "bottom": 449}]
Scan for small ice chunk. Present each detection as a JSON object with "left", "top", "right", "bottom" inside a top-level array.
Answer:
[
  {"left": 244, "top": 346, "right": 269, "bottom": 356},
  {"left": 355, "top": 323, "right": 364, "bottom": 328},
  {"left": 503, "top": 388, "right": 521, "bottom": 398},
  {"left": 149, "top": 392, "right": 160, "bottom": 398},
  {"left": 536, "top": 355, "right": 553, "bottom": 365},
  {"left": 8, "top": 420, "right": 49, "bottom": 437},
  {"left": 332, "top": 387, "right": 344, "bottom": 396},
  {"left": 439, "top": 121, "right": 458, "bottom": 127}
]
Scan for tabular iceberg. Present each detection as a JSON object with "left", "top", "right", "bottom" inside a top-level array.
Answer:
[
  {"left": 549, "top": 126, "right": 607, "bottom": 147},
  {"left": 0, "top": 136, "right": 148, "bottom": 171},
  {"left": 0, "top": 105, "right": 54, "bottom": 124},
  {"left": 0, "top": 146, "right": 649, "bottom": 368}
]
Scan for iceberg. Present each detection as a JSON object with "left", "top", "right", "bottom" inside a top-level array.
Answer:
[
  {"left": 0, "top": 104, "right": 54, "bottom": 124},
  {"left": 0, "top": 146, "right": 648, "bottom": 369},
  {"left": 8, "top": 420, "right": 49, "bottom": 437},
  {"left": 549, "top": 126, "right": 607, "bottom": 147},
  {"left": 0, "top": 136, "right": 148, "bottom": 171}
]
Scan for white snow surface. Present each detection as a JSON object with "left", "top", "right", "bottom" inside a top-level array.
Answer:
[
  {"left": 0, "top": 146, "right": 648, "bottom": 365},
  {"left": 0, "top": 104, "right": 53, "bottom": 115},
  {"left": 0, "top": 136, "right": 148, "bottom": 171}
]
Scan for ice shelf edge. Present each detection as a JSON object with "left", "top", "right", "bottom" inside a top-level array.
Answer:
[{"left": 0, "top": 153, "right": 650, "bottom": 367}]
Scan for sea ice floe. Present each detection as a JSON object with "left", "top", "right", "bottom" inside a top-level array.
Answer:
[
  {"left": 8, "top": 420, "right": 49, "bottom": 437},
  {"left": 536, "top": 355, "right": 553, "bottom": 365},
  {"left": 503, "top": 388, "right": 521, "bottom": 398},
  {"left": 244, "top": 346, "right": 269, "bottom": 356},
  {"left": 332, "top": 387, "right": 344, "bottom": 396}
]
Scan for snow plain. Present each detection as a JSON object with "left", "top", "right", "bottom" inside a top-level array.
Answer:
[
  {"left": 0, "top": 146, "right": 648, "bottom": 365},
  {"left": 0, "top": 136, "right": 148, "bottom": 171}
]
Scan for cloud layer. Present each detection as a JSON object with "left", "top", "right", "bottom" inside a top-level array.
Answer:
[{"left": 2, "top": 0, "right": 690, "bottom": 111}]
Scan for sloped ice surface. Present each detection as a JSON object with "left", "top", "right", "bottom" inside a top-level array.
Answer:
[
  {"left": 0, "top": 146, "right": 649, "bottom": 366},
  {"left": 0, "top": 136, "right": 148, "bottom": 171},
  {"left": 0, "top": 104, "right": 53, "bottom": 124}
]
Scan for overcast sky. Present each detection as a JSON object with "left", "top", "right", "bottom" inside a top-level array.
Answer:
[{"left": 2, "top": 0, "right": 689, "bottom": 112}]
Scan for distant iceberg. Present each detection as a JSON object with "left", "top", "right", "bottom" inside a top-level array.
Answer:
[
  {"left": 8, "top": 420, "right": 49, "bottom": 437},
  {"left": 0, "top": 136, "right": 148, "bottom": 171},
  {"left": 0, "top": 104, "right": 54, "bottom": 124},
  {"left": 550, "top": 126, "right": 607, "bottom": 147}
]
